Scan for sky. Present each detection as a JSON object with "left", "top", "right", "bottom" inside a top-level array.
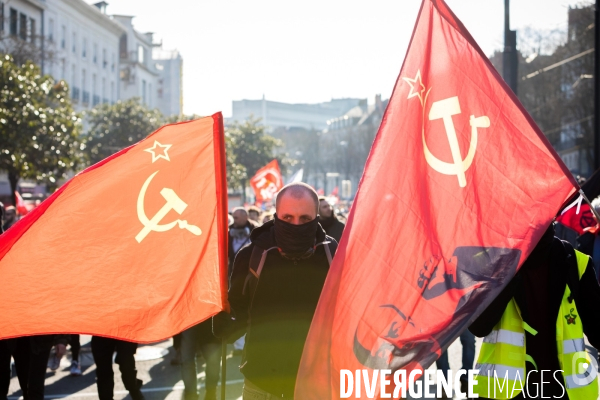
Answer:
[{"left": 91, "top": 0, "right": 591, "bottom": 117}]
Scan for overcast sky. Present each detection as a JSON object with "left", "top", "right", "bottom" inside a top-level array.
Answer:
[{"left": 91, "top": 0, "right": 591, "bottom": 117}]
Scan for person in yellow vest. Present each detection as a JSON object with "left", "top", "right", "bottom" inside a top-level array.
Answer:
[{"left": 469, "top": 224, "right": 600, "bottom": 400}]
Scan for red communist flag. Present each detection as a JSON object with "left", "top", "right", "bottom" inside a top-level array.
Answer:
[
  {"left": 296, "top": 0, "right": 577, "bottom": 397},
  {"left": 250, "top": 159, "right": 283, "bottom": 202},
  {"left": 0, "top": 114, "right": 229, "bottom": 342}
]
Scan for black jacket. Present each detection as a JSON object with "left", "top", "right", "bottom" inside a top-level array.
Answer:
[
  {"left": 320, "top": 214, "right": 345, "bottom": 243},
  {"left": 470, "top": 232, "right": 600, "bottom": 399},
  {"left": 228, "top": 219, "right": 337, "bottom": 397}
]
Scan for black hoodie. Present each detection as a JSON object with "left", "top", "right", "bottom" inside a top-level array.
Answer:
[{"left": 228, "top": 219, "right": 337, "bottom": 398}]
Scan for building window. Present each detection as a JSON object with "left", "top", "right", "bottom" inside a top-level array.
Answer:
[
  {"left": 119, "top": 34, "right": 127, "bottom": 59},
  {"left": 19, "top": 13, "right": 27, "bottom": 40},
  {"left": 110, "top": 81, "right": 114, "bottom": 103},
  {"left": 148, "top": 83, "right": 152, "bottom": 108},
  {"left": 102, "top": 77, "right": 106, "bottom": 101},
  {"left": 0, "top": 3, "right": 5, "bottom": 33},
  {"left": 102, "top": 48, "right": 107, "bottom": 68},
  {"left": 61, "top": 59, "right": 65, "bottom": 80},
  {"left": 93, "top": 43, "right": 97, "bottom": 63},
  {"left": 82, "top": 37, "right": 87, "bottom": 58},
  {"left": 138, "top": 45, "right": 144, "bottom": 64},
  {"left": 48, "top": 18, "right": 54, "bottom": 42},
  {"left": 72, "top": 32, "right": 76, "bottom": 53},
  {"left": 28, "top": 18, "right": 35, "bottom": 42},
  {"left": 142, "top": 79, "right": 146, "bottom": 104},
  {"left": 9, "top": 8, "right": 16, "bottom": 36},
  {"left": 61, "top": 25, "right": 66, "bottom": 49},
  {"left": 111, "top": 53, "right": 115, "bottom": 72}
]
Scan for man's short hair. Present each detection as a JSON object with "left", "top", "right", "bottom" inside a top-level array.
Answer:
[
  {"left": 247, "top": 205, "right": 261, "bottom": 214},
  {"left": 232, "top": 207, "right": 248, "bottom": 216},
  {"left": 276, "top": 183, "right": 319, "bottom": 213},
  {"left": 318, "top": 196, "right": 328, "bottom": 203}
]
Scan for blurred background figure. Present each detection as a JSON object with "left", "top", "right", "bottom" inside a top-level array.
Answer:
[
  {"left": 3, "top": 206, "right": 17, "bottom": 232},
  {"left": 247, "top": 206, "right": 261, "bottom": 225},
  {"left": 49, "top": 335, "right": 81, "bottom": 376},
  {"left": 318, "top": 196, "right": 345, "bottom": 243},
  {"left": 261, "top": 212, "right": 274, "bottom": 225},
  {"left": 228, "top": 208, "right": 256, "bottom": 276}
]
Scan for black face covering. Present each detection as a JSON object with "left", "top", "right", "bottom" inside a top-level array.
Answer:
[{"left": 273, "top": 214, "right": 319, "bottom": 258}]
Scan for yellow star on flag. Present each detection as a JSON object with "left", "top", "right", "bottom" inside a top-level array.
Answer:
[
  {"left": 144, "top": 141, "right": 172, "bottom": 163},
  {"left": 402, "top": 70, "right": 427, "bottom": 105}
]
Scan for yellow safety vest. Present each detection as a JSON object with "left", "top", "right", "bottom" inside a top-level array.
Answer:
[{"left": 473, "top": 250, "right": 598, "bottom": 399}]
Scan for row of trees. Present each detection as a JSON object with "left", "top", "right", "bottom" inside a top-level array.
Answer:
[{"left": 1, "top": 54, "right": 286, "bottom": 204}]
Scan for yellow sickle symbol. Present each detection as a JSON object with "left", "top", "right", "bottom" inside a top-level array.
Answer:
[{"left": 136, "top": 171, "right": 202, "bottom": 243}]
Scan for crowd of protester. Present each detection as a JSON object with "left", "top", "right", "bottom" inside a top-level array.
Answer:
[{"left": 0, "top": 191, "right": 347, "bottom": 400}]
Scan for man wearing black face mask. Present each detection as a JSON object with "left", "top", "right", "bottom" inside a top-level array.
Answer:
[{"left": 215, "top": 182, "right": 337, "bottom": 399}]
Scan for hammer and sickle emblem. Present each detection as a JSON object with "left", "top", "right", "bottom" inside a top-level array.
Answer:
[
  {"left": 136, "top": 171, "right": 202, "bottom": 243},
  {"left": 424, "top": 96, "right": 490, "bottom": 187}
]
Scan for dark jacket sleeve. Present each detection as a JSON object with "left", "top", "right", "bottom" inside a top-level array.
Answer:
[
  {"left": 469, "top": 274, "right": 519, "bottom": 337},
  {"left": 577, "top": 258, "right": 600, "bottom": 350}
]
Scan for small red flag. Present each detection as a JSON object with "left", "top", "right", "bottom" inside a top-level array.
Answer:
[
  {"left": 249, "top": 159, "right": 283, "bottom": 202},
  {"left": 556, "top": 200, "right": 595, "bottom": 235},
  {"left": 296, "top": 0, "right": 576, "bottom": 397},
  {"left": 0, "top": 115, "right": 229, "bottom": 342},
  {"left": 14, "top": 191, "right": 29, "bottom": 216}
]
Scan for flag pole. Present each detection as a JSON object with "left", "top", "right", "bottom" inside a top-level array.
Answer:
[
  {"left": 220, "top": 339, "right": 227, "bottom": 400},
  {"left": 579, "top": 188, "right": 600, "bottom": 223}
]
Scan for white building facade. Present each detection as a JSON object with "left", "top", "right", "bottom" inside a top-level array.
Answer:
[
  {"left": 43, "top": 0, "right": 124, "bottom": 112},
  {"left": 1, "top": 0, "right": 182, "bottom": 117}
]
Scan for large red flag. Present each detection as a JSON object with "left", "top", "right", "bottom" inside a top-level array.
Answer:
[
  {"left": 296, "top": 0, "right": 577, "bottom": 397},
  {"left": 0, "top": 114, "right": 229, "bottom": 342},
  {"left": 249, "top": 159, "right": 283, "bottom": 202}
]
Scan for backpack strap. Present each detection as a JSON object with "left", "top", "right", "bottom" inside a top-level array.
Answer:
[
  {"left": 242, "top": 246, "right": 278, "bottom": 297},
  {"left": 316, "top": 240, "right": 334, "bottom": 265},
  {"left": 242, "top": 241, "right": 335, "bottom": 298}
]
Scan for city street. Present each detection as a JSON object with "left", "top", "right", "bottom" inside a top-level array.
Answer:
[
  {"left": 5, "top": 336, "right": 485, "bottom": 400},
  {"left": 6, "top": 336, "right": 245, "bottom": 400}
]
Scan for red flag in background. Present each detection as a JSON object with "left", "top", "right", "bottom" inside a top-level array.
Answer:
[
  {"left": 0, "top": 115, "right": 229, "bottom": 342},
  {"left": 250, "top": 159, "right": 283, "bottom": 202},
  {"left": 14, "top": 191, "right": 29, "bottom": 216},
  {"left": 296, "top": 0, "right": 576, "bottom": 397},
  {"left": 556, "top": 197, "right": 595, "bottom": 235}
]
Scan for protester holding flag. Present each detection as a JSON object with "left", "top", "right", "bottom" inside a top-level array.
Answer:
[
  {"left": 214, "top": 182, "right": 337, "bottom": 399},
  {"left": 318, "top": 196, "right": 345, "bottom": 243},
  {"left": 470, "top": 224, "right": 600, "bottom": 399}
]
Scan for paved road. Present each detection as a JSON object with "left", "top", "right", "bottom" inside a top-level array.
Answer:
[
  {"left": 7, "top": 336, "right": 245, "bottom": 400},
  {"left": 11, "top": 335, "right": 597, "bottom": 400}
]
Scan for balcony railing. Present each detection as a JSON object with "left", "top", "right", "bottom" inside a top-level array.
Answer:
[{"left": 82, "top": 91, "right": 90, "bottom": 105}]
